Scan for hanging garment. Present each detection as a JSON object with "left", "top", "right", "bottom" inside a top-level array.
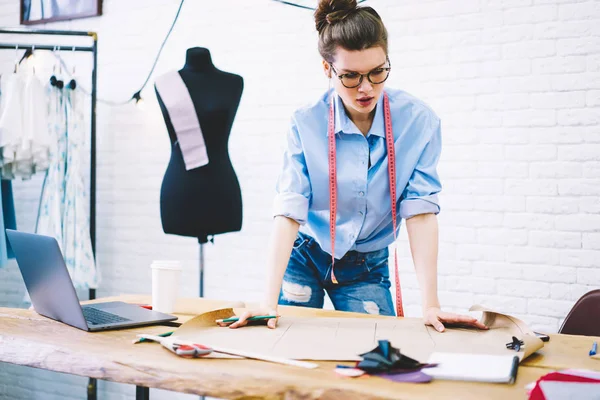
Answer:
[
  {"left": 0, "top": 62, "right": 50, "bottom": 180},
  {"left": 0, "top": 71, "right": 24, "bottom": 179},
  {"left": 36, "top": 82, "right": 98, "bottom": 290},
  {"left": 0, "top": 70, "right": 21, "bottom": 268},
  {"left": 3, "top": 180, "right": 16, "bottom": 259},
  {"left": 0, "top": 179, "right": 17, "bottom": 268},
  {"left": 62, "top": 85, "right": 98, "bottom": 289},
  {"left": 36, "top": 84, "right": 65, "bottom": 249},
  {"left": 22, "top": 72, "right": 50, "bottom": 177}
]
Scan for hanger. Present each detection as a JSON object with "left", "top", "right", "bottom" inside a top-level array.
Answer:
[
  {"left": 50, "top": 46, "right": 64, "bottom": 89},
  {"left": 15, "top": 45, "right": 36, "bottom": 75},
  {"left": 67, "top": 47, "right": 76, "bottom": 90},
  {"left": 13, "top": 45, "right": 19, "bottom": 73},
  {"left": 50, "top": 46, "right": 58, "bottom": 87},
  {"left": 18, "top": 46, "right": 33, "bottom": 66}
]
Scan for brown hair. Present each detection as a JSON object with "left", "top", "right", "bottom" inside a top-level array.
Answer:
[{"left": 314, "top": 0, "right": 388, "bottom": 63}]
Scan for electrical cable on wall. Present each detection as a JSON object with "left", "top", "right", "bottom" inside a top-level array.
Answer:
[
  {"left": 49, "top": 0, "right": 185, "bottom": 106},
  {"left": 129, "top": 0, "right": 185, "bottom": 106}
]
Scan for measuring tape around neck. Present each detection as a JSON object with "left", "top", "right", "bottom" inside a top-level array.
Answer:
[{"left": 328, "top": 92, "right": 404, "bottom": 317}]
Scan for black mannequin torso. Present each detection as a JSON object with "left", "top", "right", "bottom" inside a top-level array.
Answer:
[{"left": 155, "top": 47, "right": 244, "bottom": 244}]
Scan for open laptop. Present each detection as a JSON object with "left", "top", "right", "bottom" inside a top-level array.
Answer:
[{"left": 6, "top": 229, "right": 178, "bottom": 332}]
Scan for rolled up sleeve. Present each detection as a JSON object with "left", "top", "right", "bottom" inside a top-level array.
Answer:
[
  {"left": 273, "top": 119, "right": 311, "bottom": 225},
  {"left": 399, "top": 118, "right": 442, "bottom": 220}
]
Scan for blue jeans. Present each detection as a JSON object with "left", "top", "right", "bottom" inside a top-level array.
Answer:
[{"left": 278, "top": 232, "right": 396, "bottom": 316}]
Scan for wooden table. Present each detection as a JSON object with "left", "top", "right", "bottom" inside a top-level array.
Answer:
[{"left": 1, "top": 295, "right": 599, "bottom": 400}]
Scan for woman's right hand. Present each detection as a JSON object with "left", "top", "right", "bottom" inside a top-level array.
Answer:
[{"left": 219, "top": 306, "right": 279, "bottom": 329}]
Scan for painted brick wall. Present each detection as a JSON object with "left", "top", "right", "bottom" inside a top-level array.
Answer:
[{"left": 0, "top": 0, "right": 599, "bottom": 398}]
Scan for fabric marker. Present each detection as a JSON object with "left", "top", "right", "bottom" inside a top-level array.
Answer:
[
  {"left": 134, "top": 330, "right": 173, "bottom": 344},
  {"left": 215, "top": 315, "right": 278, "bottom": 324},
  {"left": 590, "top": 341, "right": 597, "bottom": 356}
]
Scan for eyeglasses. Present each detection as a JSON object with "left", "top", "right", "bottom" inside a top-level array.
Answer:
[{"left": 329, "top": 56, "right": 391, "bottom": 88}]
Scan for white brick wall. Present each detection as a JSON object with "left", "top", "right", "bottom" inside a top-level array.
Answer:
[{"left": 0, "top": 0, "right": 599, "bottom": 399}]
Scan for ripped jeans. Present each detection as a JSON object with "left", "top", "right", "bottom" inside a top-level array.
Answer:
[{"left": 278, "top": 231, "right": 396, "bottom": 316}]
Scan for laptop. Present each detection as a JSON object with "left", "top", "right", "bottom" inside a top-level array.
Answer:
[{"left": 6, "top": 229, "right": 178, "bottom": 332}]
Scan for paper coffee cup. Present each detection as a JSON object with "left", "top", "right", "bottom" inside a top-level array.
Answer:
[{"left": 151, "top": 260, "right": 182, "bottom": 314}]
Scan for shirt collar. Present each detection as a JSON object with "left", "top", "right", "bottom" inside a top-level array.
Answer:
[{"left": 331, "top": 91, "right": 386, "bottom": 138}]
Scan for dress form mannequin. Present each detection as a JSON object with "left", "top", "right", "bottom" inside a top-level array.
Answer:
[{"left": 155, "top": 47, "right": 243, "bottom": 296}]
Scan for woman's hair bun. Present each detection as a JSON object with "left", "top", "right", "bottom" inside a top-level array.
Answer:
[{"left": 314, "top": 0, "right": 358, "bottom": 34}]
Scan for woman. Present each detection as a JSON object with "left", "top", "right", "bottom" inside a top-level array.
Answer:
[{"left": 227, "top": 0, "right": 487, "bottom": 333}]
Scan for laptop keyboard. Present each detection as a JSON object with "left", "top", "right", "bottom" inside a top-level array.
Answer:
[{"left": 82, "top": 307, "right": 131, "bottom": 326}]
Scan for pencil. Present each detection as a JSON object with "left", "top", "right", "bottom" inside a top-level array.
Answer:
[{"left": 215, "top": 315, "right": 278, "bottom": 324}]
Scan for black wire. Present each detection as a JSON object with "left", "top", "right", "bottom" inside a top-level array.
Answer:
[
  {"left": 52, "top": 0, "right": 186, "bottom": 106},
  {"left": 135, "top": 0, "right": 185, "bottom": 96},
  {"left": 272, "top": 0, "right": 366, "bottom": 11},
  {"left": 76, "top": 0, "right": 185, "bottom": 105},
  {"left": 46, "top": 0, "right": 185, "bottom": 106},
  {"left": 272, "top": 0, "right": 315, "bottom": 10}
]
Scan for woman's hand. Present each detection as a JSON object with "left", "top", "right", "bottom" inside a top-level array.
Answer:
[
  {"left": 424, "top": 307, "right": 488, "bottom": 332},
  {"left": 218, "top": 307, "right": 279, "bottom": 329}
]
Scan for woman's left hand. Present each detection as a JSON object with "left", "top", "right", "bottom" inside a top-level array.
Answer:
[{"left": 424, "top": 307, "right": 489, "bottom": 332}]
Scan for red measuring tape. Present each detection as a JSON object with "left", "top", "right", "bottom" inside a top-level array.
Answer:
[{"left": 328, "top": 92, "right": 404, "bottom": 317}]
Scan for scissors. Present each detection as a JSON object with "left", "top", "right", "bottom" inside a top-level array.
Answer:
[{"left": 137, "top": 334, "right": 212, "bottom": 358}]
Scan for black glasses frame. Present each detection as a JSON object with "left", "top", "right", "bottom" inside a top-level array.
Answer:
[{"left": 329, "top": 56, "right": 392, "bottom": 88}]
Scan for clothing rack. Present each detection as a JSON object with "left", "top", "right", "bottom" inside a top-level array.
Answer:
[
  {"left": 0, "top": 27, "right": 100, "bottom": 400},
  {"left": 0, "top": 28, "right": 97, "bottom": 295}
]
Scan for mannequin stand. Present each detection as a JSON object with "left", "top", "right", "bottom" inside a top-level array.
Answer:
[
  {"left": 199, "top": 241, "right": 204, "bottom": 297},
  {"left": 199, "top": 240, "right": 206, "bottom": 400}
]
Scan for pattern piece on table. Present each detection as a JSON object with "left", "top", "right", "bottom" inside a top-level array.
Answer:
[{"left": 171, "top": 305, "right": 544, "bottom": 362}]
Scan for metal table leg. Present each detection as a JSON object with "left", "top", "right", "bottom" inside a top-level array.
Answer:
[
  {"left": 87, "top": 378, "right": 97, "bottom": 400},
  {"left": 136, "top": 386, "right": 150, "bottom": 400}
]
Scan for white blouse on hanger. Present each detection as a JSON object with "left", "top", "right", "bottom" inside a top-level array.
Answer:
[
  {"left": 0, "top": 59, "right": 50, "bottom": 180},
  {"left": 23, "top": 72, "right": 51, "bottom": 175},
  {"left": 0, "top": 71, "right": 24, "bottom": 179}
]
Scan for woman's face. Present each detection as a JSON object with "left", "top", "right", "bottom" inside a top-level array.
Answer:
[{"left": 323, "top": 46, "right": 389, "bottom": 119}]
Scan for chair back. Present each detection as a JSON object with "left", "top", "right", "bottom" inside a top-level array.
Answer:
[{"left": 559, "top": 289, "right": 600, "bottom": 336}]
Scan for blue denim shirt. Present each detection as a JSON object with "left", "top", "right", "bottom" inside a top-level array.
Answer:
[{"left": 273, "top": 88, "right": 442, "bottom": 260}]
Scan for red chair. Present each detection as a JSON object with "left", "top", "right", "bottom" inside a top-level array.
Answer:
[{"left": 558, "top": 289, "right": 600, "bottom": 336}]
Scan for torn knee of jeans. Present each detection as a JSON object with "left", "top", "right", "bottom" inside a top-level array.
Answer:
[
  {"left": 363, "top": 301, "right": 380, "bottom": 315},
  {"left": 281, "top": 281, "right": 312, "bottom": 303}
]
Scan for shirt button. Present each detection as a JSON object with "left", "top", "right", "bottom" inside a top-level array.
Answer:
[{"left": 359, "top": 191, "right": 364, "bottom": 197}]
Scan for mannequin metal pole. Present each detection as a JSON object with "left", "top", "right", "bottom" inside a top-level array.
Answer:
[
  {"left": 199, "top": 242, "right": 205, "bottom": 400},
  {"left": 199, "top": 243, "right": 204, "bottom": 297}
]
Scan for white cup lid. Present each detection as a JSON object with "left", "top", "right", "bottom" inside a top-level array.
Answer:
[{"left": 151, "top": 260, "right": 182, "bottom": 270}]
